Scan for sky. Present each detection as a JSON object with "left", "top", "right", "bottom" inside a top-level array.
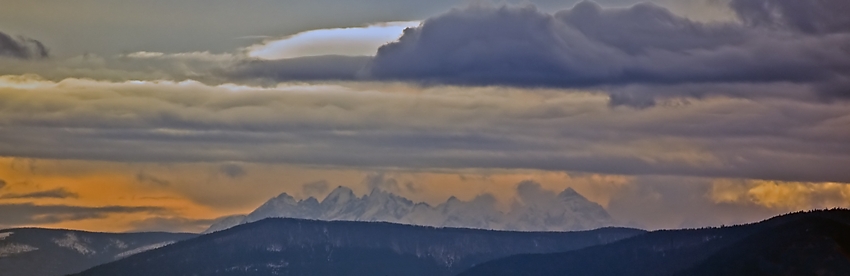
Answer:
[{"left": 0, "top": 0, "right": 849, "bottom": 233}]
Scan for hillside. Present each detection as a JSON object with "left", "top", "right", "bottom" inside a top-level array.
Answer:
[
  {"left": 457, "top": 209, "right": 850, "bottom": 276},
  {"left": 75, "top": 218, "right": 643, "bottom": 276},
  {"left": 0, "top": 228, "right": 195, "bottom": 276}
]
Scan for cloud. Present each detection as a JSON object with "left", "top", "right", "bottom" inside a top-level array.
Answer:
[
  {"left": 2, "top": 77, "right": 850, "bottom": 183},
  {"left": 127, "top": 216, "right": 217, "bottom": 233},
  {"left": 136, "top": 171, "right": 171, "bottom": 186},
  {"left": 730, "top": 0, "right": 850, "bottom": 34},
  {"left": 0, "top": 188, "right": 79, "bottom": 199},
  {"left": 515, "top": 180, "right": 559, "bottom": 206},
  {"left": 4, "top": 1, "right": 844, "bottom": 108},
  {"left": 224, "top": 55, "right": 370, "bottom": 82},
  {"left": 361, "top": 1, "right": 850, "bottom": 105},
  {"left": 121, "top": 51, "right": 235, "bottom": 62},
  {"left": 708, "top": 179, "right": 850, "bottom": 211},
  {"left": 0, "top": 179, "right": 5, "bottom": 190},
  {"left": 0, "top": 203, "right": 165, "bottom": 225},
  {"left": 302, "top": 180, "right": 330, "bottom": 196},
  {"left": 362, "top": 173, "right": 400, "bottom": 192},
  {"left": 246, "top": 21, "right": 420, "bottom": 59},
  {"left": 219, "top": 163, "right": 247, "bottom": 178},
  {"left": 0, "top": 31, "right": 48, "bottom": 60}
]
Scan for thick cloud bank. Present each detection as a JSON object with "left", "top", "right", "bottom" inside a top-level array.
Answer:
[
  {"left": 365, "top": 1, "right": 850, "bottom": 105},
  {"left": 2, "top": 77, "right": 850, "bottom": 183},
  {"left": 0, "top": 32, "right": 48, "bottom": 59}
]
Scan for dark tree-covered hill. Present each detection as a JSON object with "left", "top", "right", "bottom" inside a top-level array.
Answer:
[
  {"left": 458, "top": 209, "right": 850, "bottom": 276},
  {"left": 0, "top": 228, "right": 195, "bottom": 276},
  {"left": 73, "top": 218, "right": 643, "bottom": 276}
]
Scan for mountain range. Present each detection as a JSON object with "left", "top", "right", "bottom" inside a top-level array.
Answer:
[
  {"left": 205, "top": 185, "right": 616, "bottom": 233},
  {"left": 71, "top": 209, "right": 850, "bottom": 276},
  {"left": 0, "top": 228, "right": 195, "bottom": 276}
]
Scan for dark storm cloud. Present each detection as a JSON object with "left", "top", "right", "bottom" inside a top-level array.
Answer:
[
  {"left": 356, "top": 1, "right": 850, "bottom": 105},
  {"left": 219, "top": 163, "right": 247, "bottom": 178},
  {"left": 730, "top": 0, "right": 850, "bottom": 34},
  {"left": 0, "top": 31, "right": 48, "bottom": 59},
  {"left": 0, "top": 203, "right": 165, "bottom": 225},
  {"left": 0, "top": 179, "right": 6, "bottom": 190},
  {"left": 0, "top": 188, "right": 79, "bottom": 199}
]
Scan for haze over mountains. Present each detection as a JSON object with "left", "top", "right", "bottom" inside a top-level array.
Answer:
[{"left": 205, "top": 183, "right": 616, "bottom": 233}]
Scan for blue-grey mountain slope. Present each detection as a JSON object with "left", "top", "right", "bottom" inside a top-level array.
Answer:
[
  {"left": 0, "top": 228, "right": 195, "bottom": 276},
  {"left": 457, "top": 209, "right": 850, "bottom": 276},
  {"left": 75, "top": 218, "right": 643, "bottom": 276}
]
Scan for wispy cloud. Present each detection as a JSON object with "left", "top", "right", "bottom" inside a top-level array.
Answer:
[
  {"left": 136, "top": 171, "right": 171, "bottom": 186},
  {"left": 0, "top": 188, "right": 79, "bottom": 199},
  {"left": 0, "top": 203, "right": 166, "bottom": 225}
]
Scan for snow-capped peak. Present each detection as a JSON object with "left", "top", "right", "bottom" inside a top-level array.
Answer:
[
  {"left": 324, "top": 186, "right": 356, "bottom": 204},
  {"left": 205, "top": 185, "right": 616, "bottom": 233},
  {"left": 557, "top": 187, "right": 583, "bottom": 199}
]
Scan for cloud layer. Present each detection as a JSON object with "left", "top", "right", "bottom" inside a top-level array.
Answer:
[
  {"left": 0, "top": 188, "right": 78, "bottom": 199},
  {"left": 1, "top": 77, "right": 849, "bottom": 183},
  {"left": 5, "top": 1, "right": 847, "bottom": 107},
  {"left": 0, "top": 203, "right": 164, "bottom": 226}
]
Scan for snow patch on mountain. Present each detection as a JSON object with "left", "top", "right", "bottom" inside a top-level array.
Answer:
[
  {"left": 53, "top": 233, "right": 96, "bottom": 255},
  {"left": 110, "top": 239, "right": 129, "bottom": 250},
  {"left": 205, "top": 181, "right": 616, "bottom": 233},
  {"left": 114, "top": 241, "right": 175, "bottom": 259},
  {"left": 0, "top": 243, "right": 38, "bottom": 257}
]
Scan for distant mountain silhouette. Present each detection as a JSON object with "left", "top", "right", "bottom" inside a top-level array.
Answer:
[
  {"left": 74, "top": 219, "right": 643, "bottom": 276},
  {"left": 0, "top": 228, "right": 194, "bottom": 276},
  {"left": 205, "top": 185, "right": 616, "bottom": 233},
  {"left": 457, "top": 209, "right": 850, "bottom": 276}
]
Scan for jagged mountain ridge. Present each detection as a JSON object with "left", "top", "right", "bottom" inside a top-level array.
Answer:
[
  {"left": 205, "top": 185, "right": 616, "bottom": 233},
  {"left": 0, "top": 228, "right": 195, "bottom": 276},
  {"left": 75, "top": 218, "right": 644, "bottom": 276}
]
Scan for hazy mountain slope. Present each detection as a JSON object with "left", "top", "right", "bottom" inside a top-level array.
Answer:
[
  {"left": 457, "top": 209, "right": 850, "bottom": 276},
  {"left": 205, "top": 186, "right": 615, "bottom": 233},
  {"left": 75, "top": 218, "right": 644, "bottom": 276},
  {"left": 0, "top": 228, "right": 195, "bottom": 276}
]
